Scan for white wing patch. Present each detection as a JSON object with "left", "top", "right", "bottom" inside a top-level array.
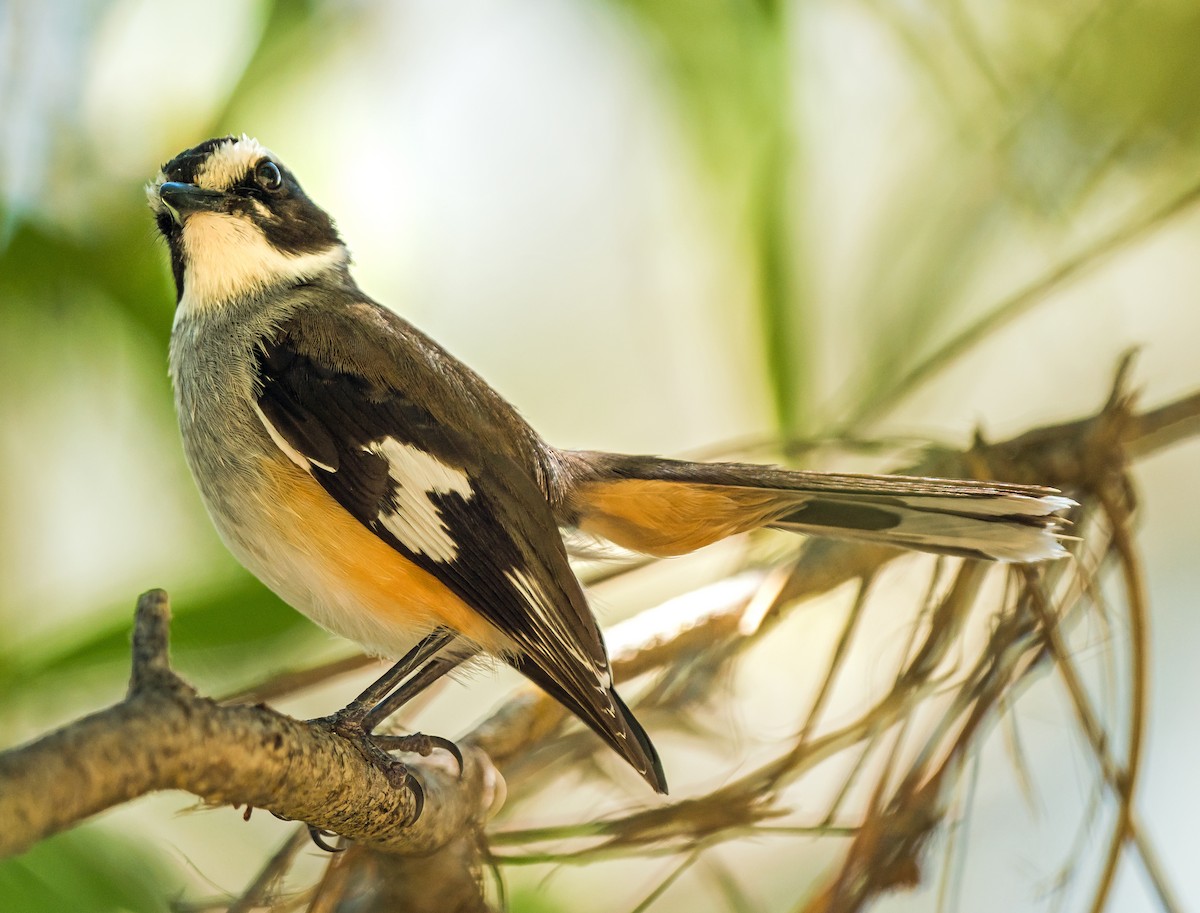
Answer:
[{"left": 369, "top": 438, "right": 474, "bottom": 563}]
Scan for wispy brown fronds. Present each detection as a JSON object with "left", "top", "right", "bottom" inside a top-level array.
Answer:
[{"left": 1, "top": 362, "right": 1192, "bottom": 913}]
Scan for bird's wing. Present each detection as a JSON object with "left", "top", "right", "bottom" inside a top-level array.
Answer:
[{"left": 252, "top": 302, "right": 665, "bottom": 790}]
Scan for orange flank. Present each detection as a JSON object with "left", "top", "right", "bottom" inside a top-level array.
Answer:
[
  {"left": 573, "top": 479, "right": 785, "bottom": 557},
  {"left": 263, "top": 457, "right": 508, "bottom": 652}
]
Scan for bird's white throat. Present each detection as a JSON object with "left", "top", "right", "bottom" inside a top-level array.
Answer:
[{"left": 177, "top": 212, "right": 347, "bottom": 319}]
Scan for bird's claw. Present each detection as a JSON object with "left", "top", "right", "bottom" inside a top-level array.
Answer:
[
  {"left": 372, "top": 731, "right": 464, "bottom": 777},
  {"left": 313, "top": 715, "right": 432, "bottom": 824},
  {"left": 367, "top": 751, "right": 425, "bottom": 824},
  {"left": 402, "top": 768, "right": 424, "bottom": 823},
  {"left": 267, "top": 810, "right": 345, "bottom": 852},
  {"left": 308, "top": 826, "right": 344, "bottom": 853}
]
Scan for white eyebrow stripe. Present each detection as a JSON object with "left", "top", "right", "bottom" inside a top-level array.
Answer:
[{"left": 194, "top": 134, "right": 273, "bottom": 192}]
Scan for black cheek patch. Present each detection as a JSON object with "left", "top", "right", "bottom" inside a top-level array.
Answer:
[
  {"left": 154, "top": 213, "right": 186, "bottom": 302},
  {"left": 259, "top": 191, "right": 340, "bottom": 255},
  {"left": 169, "top": 246, "right": 186, "bottom": 302}
]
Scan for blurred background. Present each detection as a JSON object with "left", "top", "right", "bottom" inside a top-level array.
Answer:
[{"left": 2, "top": 0, "right": 1199, "bottom": 911}]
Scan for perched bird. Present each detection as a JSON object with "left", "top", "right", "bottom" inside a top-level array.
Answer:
[{"left": 150, "top": 135, "right": 1072, "bottom": 807}]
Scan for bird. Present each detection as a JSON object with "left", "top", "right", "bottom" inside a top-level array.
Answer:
[{"left": 150, "top": 134, "right": 1073, "bottom": 812}]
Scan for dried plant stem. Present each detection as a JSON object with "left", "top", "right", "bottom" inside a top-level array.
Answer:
[
  {"left": 225, "top": 827, "right": 311, "bottom": 913},
  {"left": 1026, "top": 486, "right": 1171, "bottom": 913},
  {"left": 4, "top": 367, "right": 1197, "bottom": 912}
]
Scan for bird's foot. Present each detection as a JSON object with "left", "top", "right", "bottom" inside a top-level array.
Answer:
[
  {"left": 266, "top": 811, "right": 345, "bottom": 853},
  {"left": 373, "top": 731, "right": 464, "bottom": 774},
  {"left": 313, "top": 708, "right": 464, "bottom": 827},
  {"left": 315, "top": 712, "right": 424, "bottom": 822}
]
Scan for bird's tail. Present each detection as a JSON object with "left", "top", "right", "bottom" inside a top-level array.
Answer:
[{"left": 562, "top": 452, "right": 1074, "bottom": 563}]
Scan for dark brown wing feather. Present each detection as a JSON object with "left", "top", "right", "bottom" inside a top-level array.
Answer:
[{"left": 255, "top": 296, "right": 666, "bottom": 792}]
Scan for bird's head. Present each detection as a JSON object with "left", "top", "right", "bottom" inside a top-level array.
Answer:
[{"left": 149, "top": 135, "right": 348, "bottom": 312}]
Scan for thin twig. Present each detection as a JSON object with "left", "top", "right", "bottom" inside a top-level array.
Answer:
[
  {"left": 225, "top": 827, "right": 310, "bottom": 913},
  {"left": 844, "top": 178, "right": 1200, "bottom": 429}
]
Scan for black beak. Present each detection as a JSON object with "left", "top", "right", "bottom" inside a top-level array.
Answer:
[{"left": 159, "top": 182, "right": 225, "bottom": 223}]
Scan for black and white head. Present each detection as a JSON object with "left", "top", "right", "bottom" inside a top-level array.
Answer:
[{"left": 148, "top": 135, "right": 348, "bottom": 313}]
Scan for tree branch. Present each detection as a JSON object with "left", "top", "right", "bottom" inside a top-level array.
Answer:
[{"left": 0, "top": 590, "right": 501, "bottom": 859}]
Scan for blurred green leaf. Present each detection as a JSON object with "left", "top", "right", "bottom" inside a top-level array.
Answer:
[
  {"left": 0, "top": 573, "right": 319, "bottom": 702},
  {"left": 841, "top": 166, "right": 1200, "bottom": 431},
  {"left": 842, "top": 170, "right": 1000, "bottom": 424},
  {"left": 1049, "top": 0, "right": 1200, "bottom": 150},
  {"left": 210, "top": 0, "right": 351, "bottom": 134},
  {"left": 613, "top": 0, "right": 814, "bottom": 434},
  {"left": 0, "top": 218, "right": 175, "bottom": 349},
  {"left": 509, "top": 886, "right": 572, "bottom": 913},
  {"left": 613, "top": 0, "right": 784, "bottom": 176},
  {"left": 0, "top": 826, "right": 179, "bottom": 913},
  {"left": 753, "top": 130, "right": 813, "bottom": 436}
]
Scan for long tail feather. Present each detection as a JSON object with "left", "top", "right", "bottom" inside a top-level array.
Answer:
[{"left": 562, "top": 452, "right": 1074, "bottom": 562}]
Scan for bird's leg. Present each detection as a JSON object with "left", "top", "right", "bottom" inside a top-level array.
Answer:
[
  {"left": 365, "top": 651, "right": 474, "bottom": 772},
  {"left": 312, "top": 630, "right": 471, "bottom": 827},
  {"left": 331, "top": 629, "right": 456, "bottom": 724}
]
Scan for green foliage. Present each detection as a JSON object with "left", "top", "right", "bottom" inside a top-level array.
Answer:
[
  {"left": 508, "top": 886, "right": 573, "bottom": 913},
  {"left": 0, "top": 827, "right": 180, "bottom": 913},
  {"left": 0, "top": 220, "right": 175, "bottom": 347},
  {"left": 614, "top": 0, "right": 815, "bottom": 434},
  {"left": 0, "top": 575, "right": 316, "bottom": 704}
]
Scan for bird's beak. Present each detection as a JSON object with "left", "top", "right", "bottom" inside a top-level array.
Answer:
[{"left": 158, "top": 182, "right": 225, "bottom": 224}]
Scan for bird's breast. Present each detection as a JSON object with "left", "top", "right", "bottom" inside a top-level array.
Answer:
[
  {"left": 169, "top": 309, "right": 504, "bottom": 657},
  {"left": 241, "top": 456, "right": 506, "bottom": 656}
]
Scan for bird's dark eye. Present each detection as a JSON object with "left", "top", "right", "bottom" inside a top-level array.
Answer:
[{"left": 254, "top": 160, "right": 283, "bottom": 192}]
